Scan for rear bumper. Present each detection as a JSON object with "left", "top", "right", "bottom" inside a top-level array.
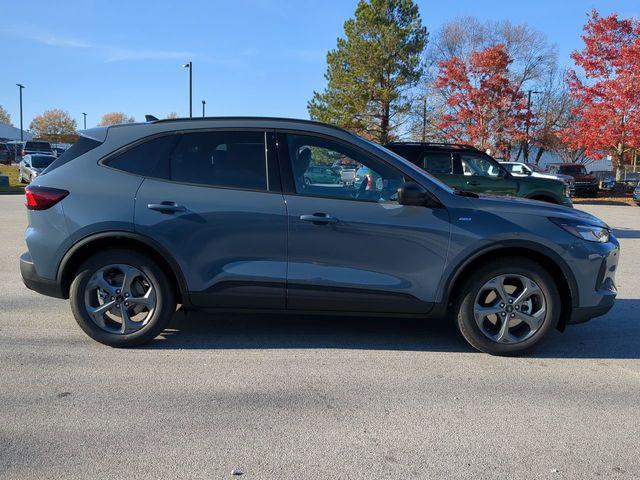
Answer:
[{"left": 20, "top": 251, "right": 65, "bottom": 299}]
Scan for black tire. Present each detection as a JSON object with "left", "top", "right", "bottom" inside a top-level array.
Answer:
[
  {"left": 69, "top": 249, "right": 176, "bottom": 347},
  {"left": 454, "top": 257, "right": 560, "bottom": 356}
]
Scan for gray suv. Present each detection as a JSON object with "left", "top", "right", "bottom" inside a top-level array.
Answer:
[{"left": 20, "top": 117, "right": 619, "bottom": 355}]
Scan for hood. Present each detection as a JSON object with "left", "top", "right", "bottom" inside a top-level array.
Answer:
[
  {"left": 468, "top": 194, "right": 608, "bottom": 228},
  {"left": 510, "top": 174, "right": 564, "bottom": 189}
]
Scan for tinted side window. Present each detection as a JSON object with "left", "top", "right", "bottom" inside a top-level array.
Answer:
[
  {"left": 422, "top": 152, "right": 452, "bottom": 174},
  {"left": 107, "top": 135, "right": 179, "bottom": 177},
  {"left": 169, "top": 131, "right": 267, "bottom": 190}
]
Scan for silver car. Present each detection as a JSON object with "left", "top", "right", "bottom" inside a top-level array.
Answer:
[{"left": 19, "top": 154, "right": 56, "bottom": 183}]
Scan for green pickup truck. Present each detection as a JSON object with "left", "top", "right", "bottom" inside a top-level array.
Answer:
[{"left": 385, "top": 142, "right": 573, "bottom": 207}]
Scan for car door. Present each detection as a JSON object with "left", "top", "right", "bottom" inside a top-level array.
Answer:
[
  {"left": 278, "top": 132, "right": 451, "bottom": 314},
  {"left": 132, "top": 129, "right": 288, "bottom": 309},
  {"left": 455, "top": 152, "right": 518, "bottom": 195}
]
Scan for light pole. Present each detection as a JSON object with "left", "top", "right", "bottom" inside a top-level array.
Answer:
[
  {"left": 202, "top": 100, "right": 206, "bottom": 118},
  {"left": 524, "top": 90, "right": 542, "bottom": 162},
  {"left": 16, "top": 84, "right": 25, "bottom": 142},
  {"left": 82, "top": 112, "right": 87, "bottom": 130},
  {"left": 182, "top": 61, "right": 193, "bottom": 118}
]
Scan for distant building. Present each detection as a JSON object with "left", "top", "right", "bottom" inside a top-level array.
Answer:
[{"left": 0, "top": 122, "right": 33, "bottom": 141}]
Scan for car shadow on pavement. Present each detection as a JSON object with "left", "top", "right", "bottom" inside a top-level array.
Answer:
[
  {"left": 141, "top": 299, "right": 640, "bottom": 358},
  {"left": 146, "top": 309, "right": 475, "bottom": 353}
]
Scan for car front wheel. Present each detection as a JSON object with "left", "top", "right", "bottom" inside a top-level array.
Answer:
[
  {"left": 454, "top": 257, "right": 560, "bottom": 355},
  {"left": 69, "top": 249, "right": 176, "bottom": 347}
]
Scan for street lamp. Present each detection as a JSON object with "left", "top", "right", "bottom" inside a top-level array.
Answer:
[
  {"left": 202, "top": 100, "right": 206, "bottom": 118},
  {"left": 182, "top": 61, "right": 193, "bottom": 118},
  {"left": 16, "top": 84, "right": 25, "bottom": 142},
  {"left": 524, "top": 90, "right": 542, "bottom": 162},
  {"left": 82, "top": 112, "right": 87, "bottom": 130}
]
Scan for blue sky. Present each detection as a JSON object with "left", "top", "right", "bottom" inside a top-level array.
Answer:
[{"left": 1, "top": 0, "right": 638, "bottom": 129}]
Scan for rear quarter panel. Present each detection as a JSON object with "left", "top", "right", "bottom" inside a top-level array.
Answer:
[{"left": 25, "top": 135, "right": 144, "bottom": 280}]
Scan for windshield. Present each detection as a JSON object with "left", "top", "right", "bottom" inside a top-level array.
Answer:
[
  {"left": 30, "top": 155, "right": 55, "bottom": 168},
  {"left": 528, "top": 164, "right": 545, "bottom": 173},
  {"left": 25, "top": 141, "right": 52, "bottom": 151},
  {"left": 362, "top": 138, "right": 455, "bottom": 194},
  {"left": 559, "top": 165, "right": 588, "bottom": 175}
]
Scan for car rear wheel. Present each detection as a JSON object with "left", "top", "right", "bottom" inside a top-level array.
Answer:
[
  {"left": 454, "top": 257, "right": 560, "bottom": 355},
  {"left": 70, "top": 249, "right": 176, "bottom": 347}
]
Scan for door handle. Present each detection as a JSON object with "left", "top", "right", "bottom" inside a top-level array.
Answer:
[
  {"left": 300, "top": 213, "right": 339, "bottom": 225},
  {"left": 147, "top": 202, "right": 186, "bottom": 213},
  {"left": 466, "top": 180, "right": 480, "bottom": 186}
]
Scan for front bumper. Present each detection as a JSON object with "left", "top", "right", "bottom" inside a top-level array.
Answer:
[
  {"left": 564, "top": 236, "right": 619, "bottom": 325},
  {"left": 574, "top": 183, "right": 599, "bottom": 196},
  {"left": 20, "top": 251, "right": 64, "bottom": 299}
]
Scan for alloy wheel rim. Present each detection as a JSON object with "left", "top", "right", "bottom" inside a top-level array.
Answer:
[
  {"left": 84, "top": 264, "right": 157, "bottom": 335},
  {"left": 473, "top": 274, "right": 547, "bottom": 344}
]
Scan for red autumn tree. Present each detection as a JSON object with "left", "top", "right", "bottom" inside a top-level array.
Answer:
[
  {"left": 561, "top": 10, "right": 640, "bottom": 180},
  {"left": 435, "top": 44, "right": 530, "bottom": 156}
]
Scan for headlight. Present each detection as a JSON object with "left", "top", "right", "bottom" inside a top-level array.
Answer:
[{"left": 549, "top": 218, "right": 610, "bottom": 243}]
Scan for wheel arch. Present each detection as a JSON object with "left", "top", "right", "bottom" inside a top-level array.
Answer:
[
  {"left": 57, "top": 231, "right": 188, "bottom": 305},
  {"left": 443, "top": 242, "right": 578, "bottom": 331},
  {"left": 526, "top": 194, "right": 560, "bottom": 204}
]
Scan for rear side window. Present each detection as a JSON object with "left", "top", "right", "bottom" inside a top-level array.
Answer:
[
  {"left": 423, "top": 152, "right": 453, "bottom": 174},
  {"left": 168, "top": 131, "right": 267, "bottom": 190},
  {"left": 42, "top": 136, "right": 103, "bottom": 174},
  {"left": 106, "top": 135, "right": 179, "bottom": 177}
]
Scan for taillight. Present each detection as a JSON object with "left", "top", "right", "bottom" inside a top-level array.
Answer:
[{"left": 25, "top": 185, "right": 69, "bottom": 210}]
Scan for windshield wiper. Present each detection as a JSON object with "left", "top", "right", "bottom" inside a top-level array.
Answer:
[{"left": 453, "top": 188, "right": 480, "bottom": 198}]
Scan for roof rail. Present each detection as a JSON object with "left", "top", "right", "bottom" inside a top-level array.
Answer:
[
  {"left": 146, "top": 115, "right": 352, "bottom": 134},
  {"left": 387, "top": 141, "right": 478, "bottom": 149}
]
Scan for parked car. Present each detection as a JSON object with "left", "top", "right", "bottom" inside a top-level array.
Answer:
[
  {"left": 20, "top": 118, "right": 618, "bottom": 355},
  {"left": 0, "top": 143, "right": 11, "bottom": 165},
  {"left": 633, "top": 183, "right": 640, "bottom": 205},
  {"left": 304, "top": 165, "right": 342, "bottom": 185},
  {"left": 546, "top": 164, "right": 598, "bottom": 197},
  {"left": 6, "top": 141, "right": 24, "bottom": 162},
  {"left": 600, "top": 177, "right": 615, "bottom": 191},
  {"left": 53, "top": 147, "right": 67, "bottom": 157},
  {"left": 332, "top": 157, "right": 358, "bottom": 186},
  {"left": 386, "top": 143, "right": 572, "bottom": 207},
  {"left": 500, "top": 161, "right": 575, "bottom": 196},
  {"left": 19, "top": 154, "right": 56, "bottom": 183},
  {"left": 22, "top": 140, "right": 54, "bottom": 158}
]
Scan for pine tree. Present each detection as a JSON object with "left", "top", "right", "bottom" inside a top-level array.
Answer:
[{"left": 308, "top": 0, "right": 427, "bottom": 143}]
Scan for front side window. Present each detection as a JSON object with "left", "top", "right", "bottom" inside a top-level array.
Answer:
[
  {"left": 460, "top": 153, "right": 501, "bottom": 177},
  {"left": 286, "top": 134, "right": 407, "bottom": 202},
  {"left": 506, "top": 163, "right": 526, "bottom": 174},
  {"left": 170, "top": 131, "right": 267, "bottom": 190}
]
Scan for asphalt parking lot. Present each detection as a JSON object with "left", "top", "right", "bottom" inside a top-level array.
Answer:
[{"left": 1, "top": 194, "right": 639, "bottom": 479}]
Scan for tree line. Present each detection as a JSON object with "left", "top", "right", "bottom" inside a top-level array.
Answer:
[
  {"left": 0, "top": 109, "right": 176, "bottom": 144},
  {"left": 309, "top": 0, "right": 640, "bottom": 179}
]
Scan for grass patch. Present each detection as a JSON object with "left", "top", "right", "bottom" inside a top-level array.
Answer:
[{"left": 0, "top": 165, "right": 25, "bottom": 194}]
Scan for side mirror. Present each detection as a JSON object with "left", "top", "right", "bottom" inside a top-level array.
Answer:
[{"left": 398, "top": 182, "right": 439, "bottom": 207}]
